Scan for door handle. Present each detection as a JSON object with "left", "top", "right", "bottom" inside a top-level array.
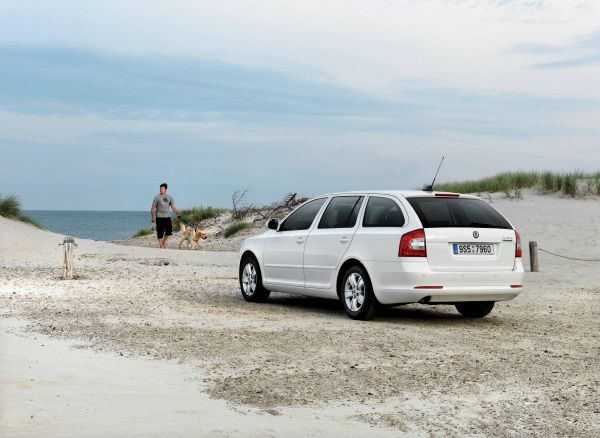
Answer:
[
  {"left": 340, "top": 236, "right": 350, "bottom": 243},
  {"left": 296, "top": 237, "right": 305, "bottom": 244}
]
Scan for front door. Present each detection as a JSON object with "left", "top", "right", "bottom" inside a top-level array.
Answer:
[{"left": 263, "top": 197, "right": 327, "bottom": 286}]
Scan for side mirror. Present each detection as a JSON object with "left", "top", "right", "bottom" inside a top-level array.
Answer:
[{"left": 266, "top": 218, "right": 279, "bottom": 230}]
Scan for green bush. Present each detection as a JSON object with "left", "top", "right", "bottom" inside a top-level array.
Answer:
[
  {"left": 133, "top": 227, "right": 154, "bottom": 238},
  {"left": 0, "top": 194, "right": 43, "bottom": 229},
  {"left": 223, "top": 221, "right": 251, "bottom": 238}
]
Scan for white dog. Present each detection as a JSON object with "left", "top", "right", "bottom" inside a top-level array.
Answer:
[{"left": 179, "top": 223, "right": 208, "bottom": 250}]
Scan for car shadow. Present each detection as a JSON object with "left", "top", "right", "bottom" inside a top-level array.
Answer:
[{"left": 262, "top": 293, "right": 487, "bottom": 325}]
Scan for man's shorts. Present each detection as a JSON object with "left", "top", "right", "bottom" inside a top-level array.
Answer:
[{"left": 156, "top": 217, "right": 172, "bottom": 239}]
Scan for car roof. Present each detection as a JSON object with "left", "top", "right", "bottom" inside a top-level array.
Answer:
[{"left": 321, "top": 190, "right": 479, "bottom": 199}]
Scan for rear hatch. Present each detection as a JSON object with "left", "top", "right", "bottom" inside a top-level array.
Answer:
[{"left": 406, "top": 195, "right": 516, "bottom": 272}]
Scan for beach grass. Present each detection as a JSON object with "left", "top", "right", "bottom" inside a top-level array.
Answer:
[
  {"left": 0, "top": 194, "right": 44, "bottom": 229},
  {"left": 133, "top": 227, "right": 154, "bottom": 238},
  {"left": 223, "top": 221, "right": 251, "bottom": 238},
  {"left": 175, "top": 206, "right": 227, "bottom": 229},
  {"left": 433, "top": 170, "right": 599, "bottom": 197}
]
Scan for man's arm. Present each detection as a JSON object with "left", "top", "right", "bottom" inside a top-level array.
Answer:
[
  {"left": 170, "top": 201, "right": 181, "bottom": 217},
  {"left": 150, "top": 203, "right": 156, "bottom": 224}
]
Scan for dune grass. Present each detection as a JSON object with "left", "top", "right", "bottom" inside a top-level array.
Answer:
[
  {"left": 0, "top": 194, "right": 44, "bottom": 229},
  {"left": 174, "top": 206, "right": 227, "bottom": 229},
  {"left": 132, "top": 227, "right": 154, "bottom": 238},
  {"left": 223, "top": 221, "right": 251, "bottom": 238},
  {"left": 433, "top": 170, "right": 599, "bottom": 197}
]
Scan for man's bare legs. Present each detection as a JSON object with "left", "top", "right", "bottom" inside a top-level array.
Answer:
[{"left": 158, "top": 235, "right": 169, "bottom": 249}]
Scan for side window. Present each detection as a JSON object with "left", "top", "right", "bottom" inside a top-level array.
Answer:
[
  {"left": 363, "top": 196, "right": 405, "bottom": 227},
  {"left": 279, "top": 198, "right": 327, "bottom": 232},
  {"left": 318, "top": 196, "right": 364, "bottom": 229}
]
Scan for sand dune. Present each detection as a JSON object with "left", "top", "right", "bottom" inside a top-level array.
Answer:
[{"left": 1, "top": 191, "right": 599, "bottom": 436}]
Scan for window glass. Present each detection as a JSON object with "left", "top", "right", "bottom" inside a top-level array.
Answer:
[
  {"left": 362, "top": 196, "right": 405, "bottom": 227},
  {"left": 406, "top": 197, "right": 512, "bottom": 229},
  {"left": 279, "top": 198, "right": 327, "bottom": 231},
  {"left": 318, "top": 196, "right": 364, "bottom": 229}
]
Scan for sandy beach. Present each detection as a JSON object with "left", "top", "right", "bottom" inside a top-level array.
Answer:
[{"left": 1, "top": 191, "right": 599, "bottom": 436}]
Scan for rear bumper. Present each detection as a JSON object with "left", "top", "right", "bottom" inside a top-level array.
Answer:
[{"left": 364, "top": 259, "right": 525, "bottom": 305}]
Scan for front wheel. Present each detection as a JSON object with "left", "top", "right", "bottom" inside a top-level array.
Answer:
[
  {"left": 239, "top": 256, "right": 270, "bottom": 302},
  {"left": 339, "top": 266, "right": 378, "bottom": 320},
  {"left": 455, "top": 301, "right": 495, "bottom": 318}
]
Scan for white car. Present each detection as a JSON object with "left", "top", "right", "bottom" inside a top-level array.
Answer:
[{"left": 238, "top": 191, "right": 524, "bottom": 320}]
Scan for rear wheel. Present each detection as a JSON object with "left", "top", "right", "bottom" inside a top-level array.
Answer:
[
  {"left": 455, "top": 301, "right": 495, "bottom": 318},
  {"left": 339, "top": 266, "right": 378, "bottom": 320},
  {"left": 239, "top": 256, "right": 270, "bottom": 302}
]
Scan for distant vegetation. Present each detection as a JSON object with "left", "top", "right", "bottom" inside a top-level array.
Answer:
[
  {"left": 132, "top": 227, "right": 154, "bottom": 238},
  {"left": 0, "top": 194, "right": 44, "bottom": 228},
  {"left": 433, "top": 171, "right": 600, "bottom": 197},
  {"left": 223, "top": 221, "right": 251, "bottom": 238},
  {"left": 174, "top": 206, "right": 227, "bottom": 229}
]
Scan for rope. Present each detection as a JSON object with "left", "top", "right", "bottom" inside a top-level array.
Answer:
[{"left": 538, "top": 248, "right": 600, "bottom": 262}]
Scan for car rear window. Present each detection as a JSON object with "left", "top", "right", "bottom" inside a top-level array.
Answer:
[
  {"left": 406, "top": 197, "right": 512, "bottom": 229},
  {"left": 363, "top": 196, "right": 405, "bottom": 227}
]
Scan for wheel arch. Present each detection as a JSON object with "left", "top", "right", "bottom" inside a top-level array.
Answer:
[
  {"left": 239, "top": 249, "right": 260, "bottom": 271},
  {"left": 335, "top": 258, "right": 373, "bottom": 299}
]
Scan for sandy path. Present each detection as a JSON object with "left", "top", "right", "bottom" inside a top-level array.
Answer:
[{"left": 1, "top": 192, "right": 599, "bottom": 436}]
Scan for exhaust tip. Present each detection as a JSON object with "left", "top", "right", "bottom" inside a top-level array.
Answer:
[{"left": 418, "top": 296, "right": 432, "bottom": 304}]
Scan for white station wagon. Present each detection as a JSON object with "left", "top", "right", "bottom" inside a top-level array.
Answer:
[{"left": 238, "top": 191, "right": 524, "bottom": 320}]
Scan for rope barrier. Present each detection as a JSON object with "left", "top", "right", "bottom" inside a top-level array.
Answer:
[{"left": 538, "top": 248, "right": 600, "bottom": 262}]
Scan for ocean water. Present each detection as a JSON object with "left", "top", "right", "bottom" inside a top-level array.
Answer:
[{"left": 24, "top": 210, "right": 155, "bottom": 241}]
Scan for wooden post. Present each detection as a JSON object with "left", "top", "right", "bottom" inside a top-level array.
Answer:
[
  {"left": 62, "top": 237, "right": 76, "bottom": 280},
  {"left": 529, "top": 241, "right": 539, "bottom": 272}
]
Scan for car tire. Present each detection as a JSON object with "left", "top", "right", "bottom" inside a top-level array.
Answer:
[
  {"left": 239, "top": 256, "right": 270, "bottom": 302},
  {"left": 339, "top": 265, "right": 378, "bottom": 320},
  {"left": 455, "top": 301, "right": 495, "bottom": 318}
]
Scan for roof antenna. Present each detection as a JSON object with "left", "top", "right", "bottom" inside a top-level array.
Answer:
[{"left": 424, "top": 156, "right": 445, "bottom": 192}]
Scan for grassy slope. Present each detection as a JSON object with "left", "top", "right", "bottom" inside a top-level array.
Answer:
[
  {"left": 434, "top": 171, "right": 600, "bottom": 197},
  {"left": 0, "top": 195, "right": 44, "bottom": 229}
]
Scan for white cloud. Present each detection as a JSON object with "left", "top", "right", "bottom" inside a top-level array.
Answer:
[{"left": 1, "top": 1, "right": 599, "bottom": 98}]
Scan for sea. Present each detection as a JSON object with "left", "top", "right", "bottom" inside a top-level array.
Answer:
[{"left": 24, "top": 210, "right": 153, "bottom": 241}]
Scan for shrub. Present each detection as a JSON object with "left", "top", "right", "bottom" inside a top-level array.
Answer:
[
  {"left": 0, "top": 194, "right": 43, "bottom": 229},
  {"left": 223, "top": 221, "right": 251, "bottom": 238}
]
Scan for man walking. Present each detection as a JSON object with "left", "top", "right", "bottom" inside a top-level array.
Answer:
[{"left": 151, "top": 183, "right": 180, "bottom": 249}]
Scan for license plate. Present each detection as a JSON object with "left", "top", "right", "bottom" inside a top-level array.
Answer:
[{"left": 453, "top": 243, "right": 495, "bottom": 255}]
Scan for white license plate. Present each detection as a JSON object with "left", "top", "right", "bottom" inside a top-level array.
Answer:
[{"left": 453, "top": 243, "right": 495, "bottom": 255}]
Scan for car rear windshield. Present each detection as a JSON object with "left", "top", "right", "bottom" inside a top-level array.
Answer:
[{"left": 406, "top": 197, "right": 512, "bottom": 229}]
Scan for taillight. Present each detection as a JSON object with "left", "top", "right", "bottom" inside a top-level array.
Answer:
[
  {"left": 515, "top": 230, "right": 522, "bottom": 257},
  {"left": 399, "top": 229, "right": 427, "bottom": 257}
]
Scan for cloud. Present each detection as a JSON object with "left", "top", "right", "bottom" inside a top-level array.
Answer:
[{"left": 512, "top": 28, "right": 600, "bottom": 69}]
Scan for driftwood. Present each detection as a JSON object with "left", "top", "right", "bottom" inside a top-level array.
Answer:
[
  {"left": 61, "top": 237, "right": 76, "bottom": 280},
  {"left": 253, "top": 192, "right": 308, "bottom": 222},
  {"left": 231, "top": 188, "right": 255, "bottom": 220}
]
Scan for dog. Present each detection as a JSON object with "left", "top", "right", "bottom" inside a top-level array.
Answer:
[{"left": 179, "top": 223, "right": 208, "bottom": 250}]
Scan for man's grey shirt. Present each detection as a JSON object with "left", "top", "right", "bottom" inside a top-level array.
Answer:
[{"left": 153, "top": 194, "right": 174, "bottom": 218}]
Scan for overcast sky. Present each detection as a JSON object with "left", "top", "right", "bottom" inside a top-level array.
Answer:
[{"left": 1, "top": 0, "right": 599, "bottom": 210}]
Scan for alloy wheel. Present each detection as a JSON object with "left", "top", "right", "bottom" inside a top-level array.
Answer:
[{"left": 344, "top": 272, "right": 365, "bottom": 311}]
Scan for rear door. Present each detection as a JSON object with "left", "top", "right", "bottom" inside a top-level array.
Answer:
[
  {"left": 303, "top": 196, "right": 365, "bottom": 289},
  {"left": 406, "top": 196, "right": 516, "bottom": 271}
]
